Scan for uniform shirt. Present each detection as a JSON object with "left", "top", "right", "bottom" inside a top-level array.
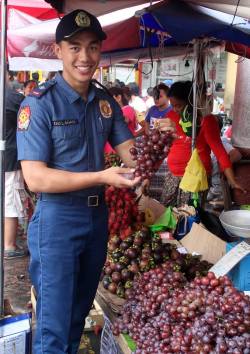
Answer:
[
  {"left": 17, "top": 73, "right": 133, "bottom": 196},
  {"left": 5, "top": 87, "right": 24, "bottom": 172}
]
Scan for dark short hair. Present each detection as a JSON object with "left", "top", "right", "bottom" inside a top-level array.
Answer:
[
  {"left": 109, "top": 86, "right": 128, "bottom": 106},
  {"left": 147, "top": 87, "right": 154, "bottom": 97},
  {"left": 32, "top": 72, "right": 39, "bottom": 81},
  {"left": 153, "top": 83, "right": 169, "bottom": 99},
  {"left": 168, "top": 81, "right": 193, "bottom": 102},
  {"left": 128, "top": 82, "right": 140, "bottom": 96}
]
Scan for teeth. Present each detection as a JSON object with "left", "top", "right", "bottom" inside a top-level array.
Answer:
[{"left": 77, "top": 66, "right": 91, "bottom": 73}]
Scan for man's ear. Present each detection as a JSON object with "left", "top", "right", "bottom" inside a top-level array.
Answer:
[{"left": 54, "top": 43, "right": 62, "bottom": 59}]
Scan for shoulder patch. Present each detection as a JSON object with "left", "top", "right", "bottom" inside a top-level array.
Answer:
[
  {"left": 17, "top": 106, "right": 31, "bottom": 131},
  {"left": 29, "top": 80, "right": 56, "bottom": 99},
  {"left": 99, "top": 100, "right": 112, "bottom": 118}
]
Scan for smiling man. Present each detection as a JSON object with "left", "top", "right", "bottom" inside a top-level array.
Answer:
[{"left": 17, "top": 9, "right": 139, "bottom": 354}]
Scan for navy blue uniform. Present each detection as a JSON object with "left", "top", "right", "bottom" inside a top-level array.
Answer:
[{"left": 17, "top": 73, "right": 132, "bottom": 354}]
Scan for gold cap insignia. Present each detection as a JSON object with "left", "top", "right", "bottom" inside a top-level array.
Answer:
[
  {"left": 99, "top": 100, "right": 112, "bottom": 119},
  {"left": 75, "top": 12, "right": 91, "bottom": 28}
]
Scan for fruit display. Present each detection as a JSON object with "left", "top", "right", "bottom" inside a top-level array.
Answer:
[
  {"left": 105, "top": 186, "right": 144, "bottom": 238},
  {"left": 130, "top": 129, "right": 174, "bottom": 180},
  {"left": 113, "top": 266, "right": 250, "bottom": 354},
  {"left": 104, "top": 152, "right": 122, "bottom": 169},
  {"left": 101, "top": 229, "right": 211, "bottom": 299}
]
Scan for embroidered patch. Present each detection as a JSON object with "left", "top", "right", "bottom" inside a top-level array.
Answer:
[
  {"left": 99, "top": 100, "right": 112, "bottom": 118},
  {"left": 75, "top": 12, "right": 91, "bottom": 28},
  {"left": 52, "top": 119, "right": 79, "bottom": 126},
  {"left": 17, "top": 106, "right": 31, "bottom": 130}
]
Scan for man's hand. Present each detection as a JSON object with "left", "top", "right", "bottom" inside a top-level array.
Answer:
[{"left": 99, "top": 167, "right": 141, "bottom": 188}]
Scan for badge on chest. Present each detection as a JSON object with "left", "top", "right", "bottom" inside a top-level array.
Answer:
[{"left": 99, "top": 100, "right": 112, "bottom": 119}]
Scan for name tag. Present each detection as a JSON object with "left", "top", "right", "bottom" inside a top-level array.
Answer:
[{"left": 52, "top": 119, "right": 78, "bottom": 126}]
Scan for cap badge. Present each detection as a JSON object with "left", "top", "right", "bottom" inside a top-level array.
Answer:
[
  {"left": 75, "top": 11, "right": 91, "bottom": 28},
  {"left": 99, "top": 100, "right": 112, "bottom": 119}
]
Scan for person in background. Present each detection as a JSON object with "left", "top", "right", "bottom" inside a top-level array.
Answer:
[
  {"left": 109, "top": 86, "right": 137, "bottom": 136},
  {"left": 159, "top": 81, "right": 245, "bottom": 207},
  {"left": 145, "top": 87, "right": 154, "bottom": 110},
  {"left": 128, "top": 82, "right": 147, "bottom": 123},
  {"left": 5, "top": 68, "right": 27, "bottom": 259},
  {"left": 8, "top": 71, "right": 23, "bottom": 92},
  {"left": 23, "top": 80, "right": 38, "bottom": 97},
  {"left": 145, "top": 83, "right": 171, "bottom": 133},
  {"left": 31, "top": 72, "right": 40, "bottom": 84}
]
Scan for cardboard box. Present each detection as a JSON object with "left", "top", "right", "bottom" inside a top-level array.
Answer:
[
  {"left": 138, "top": 196, "right": 166, "bottom": 225},
  {"left": 0, "top": 313, "right": 32, "bottom": 354},
  {"left": 180, "top": 223, "right": 250, "bottom": 280}
]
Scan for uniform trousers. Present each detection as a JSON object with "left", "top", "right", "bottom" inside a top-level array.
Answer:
[{"left": 28, "top": 193, "right": 108, "bottom": 354}]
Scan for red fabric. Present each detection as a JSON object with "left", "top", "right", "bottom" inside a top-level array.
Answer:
[
  {"left": 122, "top": 105, "right": 137, "bottom": 136},
  {"left": 224, "top": 125, "right": 232, "bottom": 139},
  {"left": 167, "top": 112, "right": 232, "bottom": 176},
  {"left": 196, "top": 115, "right": 232, "bottom": 175},
  {"left": 166, "top": 110, "right": 192, "bottom": 177},
  {"left": 102, "top": 17, "right": 140, "bottom": 53},
  {"left": 226, "top": 42, "right": 250, "bottom": 60}
]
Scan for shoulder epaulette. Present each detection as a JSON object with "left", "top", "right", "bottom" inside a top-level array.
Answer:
[{"left": 29, "top": 80, "right": 56, "bottom": 98}]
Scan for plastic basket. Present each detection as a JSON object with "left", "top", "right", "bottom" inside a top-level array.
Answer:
[
  {"left": 100, "top": 315, "right": 122, "bottom": 354},
  {"left": 226, "top": 242, "right": 250, "bottom": 291}
]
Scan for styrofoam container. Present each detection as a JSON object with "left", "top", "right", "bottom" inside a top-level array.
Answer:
[{"left": 226, "top": 242, "right": 250, "bottom": 291}]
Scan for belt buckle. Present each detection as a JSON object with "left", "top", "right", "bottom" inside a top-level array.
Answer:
[{"left": 88, "top": 195, "right": 99, "bottom": 207}]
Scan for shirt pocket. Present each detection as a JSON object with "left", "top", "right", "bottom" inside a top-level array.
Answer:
[
  {"left": 51, "top": 122, "right": 82, "bottom": 139},
  {"left": 96, "top": 115, "right": 112, "bottom": 135}
]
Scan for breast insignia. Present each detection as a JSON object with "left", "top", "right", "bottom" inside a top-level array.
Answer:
[{"left": 99, "top": 100, "right": 112, "bottom": 119}]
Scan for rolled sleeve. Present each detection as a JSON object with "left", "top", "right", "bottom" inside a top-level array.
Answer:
[
  {"left": 17, "top": 97, "right": 52, "bottom": 162},
  {"left": 108, "top": 102, "right": 133, "bottom": 148}
]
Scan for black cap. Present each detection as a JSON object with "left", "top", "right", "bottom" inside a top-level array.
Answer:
[{"left": 55, "top": 9, "right": 107, "bottom": 43}]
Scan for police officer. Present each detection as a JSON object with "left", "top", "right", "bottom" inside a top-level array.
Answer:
[{"left": 17, "top": 9, "right": 140, "bottom": 354}]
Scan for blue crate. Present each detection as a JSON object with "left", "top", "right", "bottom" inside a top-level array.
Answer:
[{"left": 226, "top": 242, "right": 250, "bottom": 291}]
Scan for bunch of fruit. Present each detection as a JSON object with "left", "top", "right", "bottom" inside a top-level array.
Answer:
[
  {"left": 113, "top": 266, "right": 250, "bottom": 354},
  {"left": 129, "top": 129, "right": 174, "bottom": 180},
  {"left": 104, "top": 152, "right": 122, "bottom": 169},
  {"left": 101, "top": 230, "right": 211, "bottom": 299},
  {"left": 105, "top": 186, "right": 144, "bottom": 238}
]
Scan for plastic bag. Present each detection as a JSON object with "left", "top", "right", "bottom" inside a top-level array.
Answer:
[{"left": 179, "top": 148, "right": 208, "bottom": 193}]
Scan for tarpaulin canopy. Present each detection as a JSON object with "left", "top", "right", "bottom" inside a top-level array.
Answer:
[{"left": 7, "top": 0, "right": 250, "bottom": 70}]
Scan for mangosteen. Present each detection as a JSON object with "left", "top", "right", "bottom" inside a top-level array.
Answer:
[
  {"left": 121, "top": 269, "right": 132, "bottom": 281},
  {"left": 105, "top": 266, "right": 113, "bottom": 275},
  {"left": 115, "top": 263, "right": 125, "bottom": 272},
  {"left": 119, "top": 256, "right": 130, "bottom": 266},
  {"left": 120, "top": 241, "right": 130, "bottom": 251},
  {"left": 112, "top": 249, "right": 123, "bottom": 261},
  {"left": 110, "top": 235, "right": 121, "bottom": 247},
  {"left": 108, "top": 282, "right": 117, "bottom": 294},
  {"left": 103, "top": 275, "right": 111, "bottom": 290},
  {"left": 125, "top": 248, "right": 138, "bottom": 259},
  {"left": 111, "top": 272, "right": 122, "bottom": 283},
  {"left": 116, "top": 285, "right": 125, "bottom": 298},
  {"left": 129, "top": 263, "right": 139, "bottom": 274}
]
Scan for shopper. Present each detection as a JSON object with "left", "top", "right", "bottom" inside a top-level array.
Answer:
[
  {"left": 145, "top": 86, "right": 154, "bottom": 109},
  {"left": 5, "top": 71, "right": 27, "bottom": 259},
  {"left": 17, "top": 9, "right": 140, "bottom": 354},
  {"left": 109, "top": 86, "right": 137, "bottom": 136},
  {"left": 159, "top": 81, "right": 245, "bottom": 206},
  {"left": 145, "top": 83, "right": 172, "bottom": 132},
  {"left": 23, "top": 80, "right": 37, "bottom": 96}
]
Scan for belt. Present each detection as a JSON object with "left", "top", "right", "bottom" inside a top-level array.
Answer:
[{"left": 39, "top": 193, "right": 104, "bottom": 207}]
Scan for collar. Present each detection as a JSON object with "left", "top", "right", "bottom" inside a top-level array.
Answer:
[{"left": 55, "top": 72, "right": 96, "bottom": 104}]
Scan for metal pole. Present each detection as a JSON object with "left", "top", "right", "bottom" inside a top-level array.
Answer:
[
  {"left": 0, "top": 0, "right": 8, "bottom": 317},
  {"left": 192, "top": 40, "right": 199, "bottom": 151}
]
